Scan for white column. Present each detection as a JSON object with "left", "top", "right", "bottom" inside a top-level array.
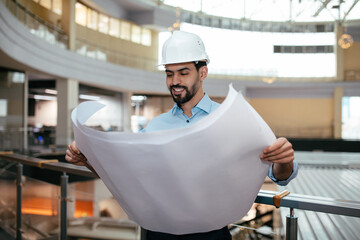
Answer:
[
  {"left": 56, "top": 78, "right": 78, "bottom": 146},
  {"left": 23, "top": 72, "right": 28, "bottom": 151},
  {"left": 335, "top": 24, "right": 344, "bottom": 81},
  {"left": 122, "top": 91, "right": 132, "bottom": 132}
]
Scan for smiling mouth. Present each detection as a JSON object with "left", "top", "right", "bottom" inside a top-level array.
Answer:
[{"left": 171, "top": 86, "right": 186, "bottom": 95}]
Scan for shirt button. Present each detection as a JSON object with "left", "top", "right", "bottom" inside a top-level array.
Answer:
[{"left": 186, "top": 120, "right": 190, "bottom": 123}]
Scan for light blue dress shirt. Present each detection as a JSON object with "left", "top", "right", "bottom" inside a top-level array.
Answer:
[{"left": 143, "top": 93, "right": 298, "bottom": 186}]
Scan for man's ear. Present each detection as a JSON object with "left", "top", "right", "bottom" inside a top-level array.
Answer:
[{"left": 200, "top": 66, "right": 208, "bottom": 82}]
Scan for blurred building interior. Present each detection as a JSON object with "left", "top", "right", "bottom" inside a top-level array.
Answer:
[{"left": 0, "top": 0, "right": 360, "bottom": 239}]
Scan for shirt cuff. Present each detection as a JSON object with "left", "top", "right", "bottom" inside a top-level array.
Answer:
[{"left": 268, "top": 161, "right": 298, "bottom": 186}]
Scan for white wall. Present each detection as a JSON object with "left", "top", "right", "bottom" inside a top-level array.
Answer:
[
  {"left": 28, "top": 100, "right": 57, "bottom": 127},
  {"left": 83, "top": 94, "right": 124, "bottom": 131}
]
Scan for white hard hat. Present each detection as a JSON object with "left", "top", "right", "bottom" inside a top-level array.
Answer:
[{"left": 160, "top": 31, "right": 210, "bottom": 65}]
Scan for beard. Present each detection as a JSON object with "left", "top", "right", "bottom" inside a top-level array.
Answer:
[{"left": 169, "top": 78, "right": 201, "bottom": 105}]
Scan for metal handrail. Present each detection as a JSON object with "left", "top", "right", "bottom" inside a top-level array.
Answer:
[
  {"left": 0, "top": 153, "right": 96, "bottom": 178},
  {"left": 256, "top": 190, "right": 360, "bottom": 218},
  {"left": 1, "top": 152, "right": 360, "bottom": 239},
  {"left": 2, "top": 153, "right": 360, "bottom": 215}
]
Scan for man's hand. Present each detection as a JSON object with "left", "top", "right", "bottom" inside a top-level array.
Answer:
[
  {"left": 65, "top": 141, "right": 87, "bottom": 166},
  {"left": 65, "top": 141, "right": 99, "bottom": 176},
  {"left": 260, "top": 137, "right": 294, "bottom": 181}
]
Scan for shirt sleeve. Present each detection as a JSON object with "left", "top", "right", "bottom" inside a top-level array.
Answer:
[{"left": 267, "top": 161, "right": 299, "bottom": 186}]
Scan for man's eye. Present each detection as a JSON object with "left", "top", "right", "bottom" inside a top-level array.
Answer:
[
  {"left": 180, "top": 72, "right": 189, "bottom": 75},
  {"left": 166, "top": 74, "right": 173, "bottom": 77}
]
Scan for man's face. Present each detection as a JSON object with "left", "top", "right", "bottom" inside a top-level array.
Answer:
[{"left": 165, "top": 62, "right": 202, "bottom": 105}]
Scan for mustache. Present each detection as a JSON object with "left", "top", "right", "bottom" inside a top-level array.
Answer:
[{"left": 170, "top": 85, "right": 189, "bottom": 91}]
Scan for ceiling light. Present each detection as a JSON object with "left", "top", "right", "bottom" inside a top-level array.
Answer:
[
  {"left": 44, "top": 89, "right": 58, "bottom": 95},
  {"left": 262, "top": 77, "right": 276, "bottom": 84},
  {"left": 338, "top": 33, "right": 354, "bottom": 49},
  {"left": 79, "top": 94, "right": 101, "bottom": 101},
  {"left": 34, "top": 95, "right": 57, "bottom": 101},
  {"left": 131, "top": 96, "right": 147, "bottom": 102}
]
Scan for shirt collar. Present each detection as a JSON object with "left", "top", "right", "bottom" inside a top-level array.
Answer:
[{"left": 171, "top": 93, "right": 212, "bottom": 115}]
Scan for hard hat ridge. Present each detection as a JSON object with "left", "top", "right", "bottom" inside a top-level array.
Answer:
[{"left": 161, "top": 31, "right": 210, "bottom": 65}]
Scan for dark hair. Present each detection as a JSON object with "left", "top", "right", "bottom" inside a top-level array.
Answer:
[{"left": 194, "top": 61, "right": 207, "bottom": 71}]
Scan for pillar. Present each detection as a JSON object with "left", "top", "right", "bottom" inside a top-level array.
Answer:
[
  {"left": 61, "top": 0, "right": 76, "bottom": 50},
  {"left": 333, "top": 87, "right": 343, "bottom": 139},
  {"left": 23, "top": 72, "right": 28, "bottom": 151},
  {"left": 56, "top": 78, "right": 78, "bottom": 146},
  {"left": 335, "top": 24, "right": 344, "bottom": 81},
  {"left": 122, "top": 91, "right": 132, "bottom": 132}
]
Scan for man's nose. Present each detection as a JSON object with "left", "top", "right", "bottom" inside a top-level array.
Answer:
[{"left": 172, "top": 73, "right": 181, "bottom": 85}]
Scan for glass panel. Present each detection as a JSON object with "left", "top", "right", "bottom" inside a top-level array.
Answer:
[
  {"left": 131, "top": 25, "right": 141, "bottom": 44},
  {"left": 0, "top": 99, "right": 7, "bottom": 117},
  {"left": 120, "top": 21, "right": 131, "bottom": 40},
  {"left": 141, "top": 28, "right": 152, "bottom": 46},
  {"left": 75, "top": 39, "right": 87, "bottom": 56},
  {"left": 87, "top": 8, "right": 98, "bottom": 30},
  {"left": 39, "top": 0, "right": 51, "bottom": 9},
  {"left": 109, "top": 18, "right": 120, "bottom": 37},
  {"left": 52, "top": 0, "right": 62, "bottom": 15},
  {"left": 342, "top": 97, "right": 360, "bottom": 140},
  {"left": 0, "top": 170, "right": 17, "bottom": 238},
  {"left": 75, "top": 2, "right": 87, "bottom": 26},
  {"left": 98, "top": 14, "right": 109, "bottom": 34},
  {"left": 0, "top": 69, "right": 25, "bottom": 151}
]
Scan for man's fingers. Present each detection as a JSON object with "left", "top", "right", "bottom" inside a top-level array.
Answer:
[
  {"left": 262, "top": 139, "right": 292, "bottom": 158},
  {"left": 65, "top": 148, "right": 87, "bottom": 164},
  {"left": 263, "top": 137, "right": 288, "bottom": 154},
  {"left": 261, "top": 151, "right": 294, "bottom": 164},
  {"left": 69, "top": 142, "right": 80, "bottom": 154},
  {"left": 260, "top": 137, "right": 294, "bottom": 164},
  {"left": 261, "top": 143, "right": 293, "bottom": 159}
]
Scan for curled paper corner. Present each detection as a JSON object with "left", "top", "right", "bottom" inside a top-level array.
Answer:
[{"left": 71, "top": 101, "right": 106, "bottom": 125}]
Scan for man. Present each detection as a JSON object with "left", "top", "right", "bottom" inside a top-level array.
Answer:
[{"left": 66, "top": 31, "right": 298, "bottom": 240}]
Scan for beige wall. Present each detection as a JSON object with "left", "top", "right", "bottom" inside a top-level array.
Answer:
[
  {"left": 28, "top": 100, "right": 57, "bottom": 127},
  {"left": 344, "top": 41, "right": 360, "bottom": 81},
  {"left": 344, "top": 42, "right": 360, "bottom": 71},
  {"left": 249, "top": 98, "right": 334, "bottom": 138}
]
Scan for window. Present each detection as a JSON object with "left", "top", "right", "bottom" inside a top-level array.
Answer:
[
  {"left": 52, "top": 0, "right": 62, "bottom": 15},
  {"left": 32, "top": 0, "right": 61, "bottom": 14},
  {"left": 73, "top": 3, "right": 150, "bottom": 46},
  {"left": 0, "top": 100, "right": 7, "bottom": 117},
  {"left": 87, "top": 9, "right": 98, "bottom": 30},
  {"left": 142, "top": 28, "right": 152, "bottom": 46},
  {"left": 169, "top": 23, "right": 336, "bottom": 78},
  {"left": 109, "top": 18, "right": 120, "bottom": 37},
  {"left": 98, "top": 14, "right": 109, "bottom": 34},
  {"left": 39, "top": 0, "right": 51, "bottom": 9},
  {"left": 75, "top": 3, "right": 87, "bottom": 26},
  {"left": 342, "top": 97, "right": 360, "bottom": 140},
  {"left": 120, "top": 21, "right": 131, "bottom": 40},
  {"left": 131, "top": 25, "right": 141, "bottom": 44}
]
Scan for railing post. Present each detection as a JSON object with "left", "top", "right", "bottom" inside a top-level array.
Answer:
[
  {"left": 60, "top": 172, "right": 69, "bottom": 240},
  {"left": 286, "top": 208, "right": 298, "bottom": 240},
  {"left": 16, "top": 163, "right": 23, "bottom": 240}
]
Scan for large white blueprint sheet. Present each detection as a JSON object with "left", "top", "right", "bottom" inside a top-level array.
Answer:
[{"left": 71, "top": 85, "right": 276, "bottom": 234}]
